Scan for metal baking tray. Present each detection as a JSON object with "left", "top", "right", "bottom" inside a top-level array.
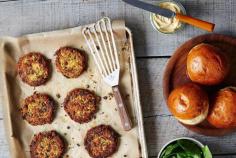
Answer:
[{"left": 0, "top": 20, "right": 148, "bottom": 158}]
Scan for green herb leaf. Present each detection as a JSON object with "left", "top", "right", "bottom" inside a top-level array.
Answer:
[
  {"left": 176, "top": 153, "right": 182, "bottom": 158},
  {"left": 177, "top": 151, "right": 201, "bottom": 158},
  {"left": 176, "top": 152, "right": 189, "bottom": 158},
  {"left": 177, "top": 139, "right": 202, "bottom": 158},
  {"left": 161, "top": 143, "right": 180, "bottom": 158},
  {"left": 202, "top": 146, "right": 212, "bottom": 158},
  {"left": 160, "top": 140, "right": 210, "bottom": 158}
]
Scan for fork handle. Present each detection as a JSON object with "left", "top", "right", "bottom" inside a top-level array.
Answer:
[{"left": 112, "top": 86, "right": 132, "bottom": 131}]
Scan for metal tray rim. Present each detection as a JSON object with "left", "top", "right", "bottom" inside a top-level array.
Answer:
[{"left": 125, "top": 27, "right": 148, "bottom": 158}]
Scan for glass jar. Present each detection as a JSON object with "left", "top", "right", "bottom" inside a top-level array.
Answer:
[{"left": 150, "top": 0, "right": 187, "bottom": 34}]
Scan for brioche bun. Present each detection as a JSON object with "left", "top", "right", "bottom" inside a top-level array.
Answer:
[
  {"left": 187, "top": 43, "right": 229, "bottom": 85},
  {"left": 167, "top": 83, "right": 209, "bottom": 125},
  {"left": 207, "top": 87, "right": 236, "bottom": 128}
]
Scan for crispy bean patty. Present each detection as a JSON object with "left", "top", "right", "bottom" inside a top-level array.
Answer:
[
  {"left": 84, "top": 125, "right": 119, "bottom": 158},
  {"left": 30, "top": 131, "right": 65, "bottom": 158},
  {"left": 55, "top": 47, "right": 86, "bottom": 78},
  {"left": 17, "top": 52, "right": 50, "bottom": 86},
  {"left": 20, "top": 93, "right": 55, "bottom": 126},
  {"left": 64, "top": 88, "right": 100, "bottom": 123}
]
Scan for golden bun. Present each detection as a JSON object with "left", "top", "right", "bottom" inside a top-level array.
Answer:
[
  {"left": 207, "top": 87, "right": 236, "bottom": 128},
  {"left": 167, "top": 83, "right": 209, "bottom": 125},
  {"left": 187, "top": 43, "right": 229, "bottom": 85}
]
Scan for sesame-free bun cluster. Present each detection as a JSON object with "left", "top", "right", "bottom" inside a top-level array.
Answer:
[{"left": 168, "top": 43, "right": 236, "bottom": 129}]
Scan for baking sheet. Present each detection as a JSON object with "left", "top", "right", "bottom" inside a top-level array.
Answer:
[{"left": 0, "top": 20, "right": 147, "bottom": 158}]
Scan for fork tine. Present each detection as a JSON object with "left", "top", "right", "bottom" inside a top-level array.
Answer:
[
  {"left": 93, "top": 24, "right": 111, "bottom": 75},
  {"left": 87, "top": 28, "right": 108, "bottom": 76},
  {"left": 106, "top": 18, "right": 120, "bottom": 70},
  {"left": 82, "top": 18, "right": 120, "bottom": 76},
  {"left": 97, "top": 20, "right": 114, "bottom": 73},
  {"left": 101, "top": 18, "right": 117, "bottom": 71},
  {"left": 83, "top": 29, "right": 104, "bottom": 77}
]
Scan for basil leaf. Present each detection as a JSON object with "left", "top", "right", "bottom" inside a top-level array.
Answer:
[
  {"left": 161, "top": 143, "right": 180, "bottom": 158},
  {"left": 177, "top": 151, "right": 201, "bottom": 158},
  {"left": 176, "top": 154, "right": 182, "bottom": 158},
  {"left": 175, "top": 152, "right": 195, "bottom": 158},
  {"left": 202, "top": 146, "right": 212, "bottom": 158},
  {"left": 161, "top": 140, "right": 210, "bottom": 158},
  {"left": 177, "top": 139, "right": 202, "bottom": 158},
  {"left": 176, "top": 152, "right": 190, "bottom": 158}
]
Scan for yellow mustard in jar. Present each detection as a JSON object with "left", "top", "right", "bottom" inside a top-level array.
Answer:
[{"left": 151, "top": 1, "right": 186, "bottom": 33}]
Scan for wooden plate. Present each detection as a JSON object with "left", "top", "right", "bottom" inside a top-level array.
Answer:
[{"left": 163, "top": 34, "right": 236, "bottom": 136}]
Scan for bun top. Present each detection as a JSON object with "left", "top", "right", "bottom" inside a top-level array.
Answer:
[
  {"left": 208, "top": 87, "right": 236, "bottom": 128},
  {"left": 187, "top": 43, "right": 229, "bottom": 85},
  {"left": 167, "top": 83, "right": 209, "bottom": 120}
]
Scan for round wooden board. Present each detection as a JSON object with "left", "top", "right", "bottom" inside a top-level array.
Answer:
[{"left": 163, "top": 34, "right": 236, "bottom": 136}]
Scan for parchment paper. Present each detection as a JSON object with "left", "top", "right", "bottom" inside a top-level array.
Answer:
[{"left": 0, "top": 20, "right": 142, "bottom": 158}]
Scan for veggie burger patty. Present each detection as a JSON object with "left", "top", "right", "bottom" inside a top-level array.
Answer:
[
  {"left": 30, "top": 130, "right": 65, "bottom": 158},
  {"left": 20, "top": 93, "right": 55, "bottom": 126},
  {"left": 17, "top": 52, "right": 50, "bottom": 86},
  {"left": 64, "top": 88, "right": 100, "bottom": 123},
  {"left": 84, "top": 125, "right": 119, "bottom": 158},
  {"left": 55, "top": 47, "right": 86, "bottom": 78}
]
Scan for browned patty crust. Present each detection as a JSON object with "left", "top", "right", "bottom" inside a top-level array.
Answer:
[
  {"left": 20, "top": 93, "right": 55, "bottom": 126},
  {"left": 17, "top": 52, "right": 50, "bottom": 86},
  {"left": 55, "top": 47, "right": 86, "bottom": 78},
  {"left": 84, "top": 125, "right": 119, "bottom": 158},
  {"left": 30, "top": 131, "right": 65, "bottom": 158},
  {"left": 64, "top": 88, "right": 100, "bottom": 123}
]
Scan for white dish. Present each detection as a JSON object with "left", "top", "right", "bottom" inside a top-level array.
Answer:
[{"left": 157, "top": 137, "right": 204, "bottom": 158}]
